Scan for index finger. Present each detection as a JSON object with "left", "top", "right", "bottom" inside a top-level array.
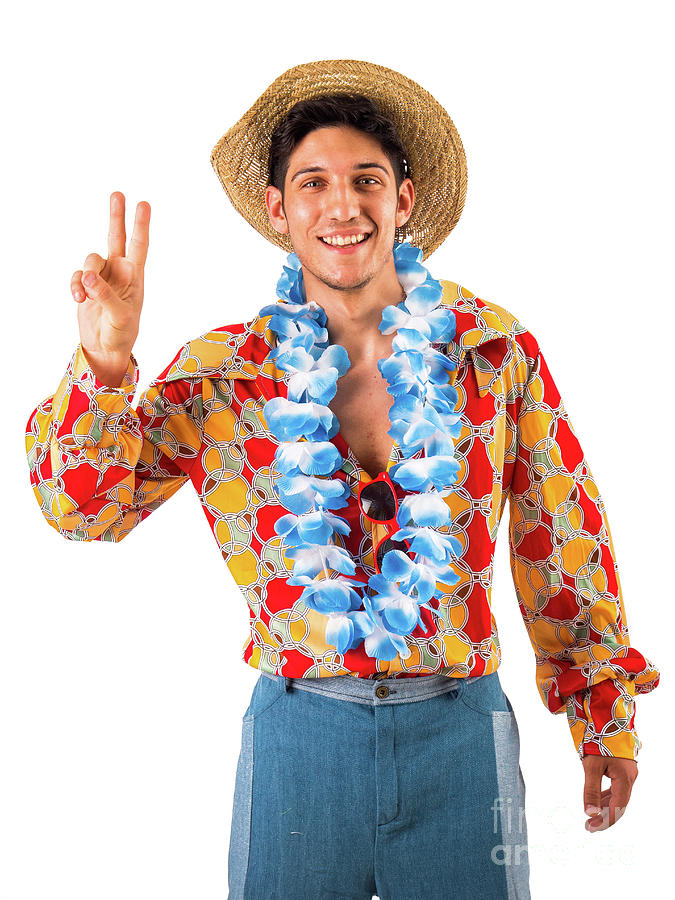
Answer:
[
  {"left": 127, "top": 200, "right": 151, "bottom": 268},
  {"left": 108, "top": 191, "right": 126, "bottom": 258},
  {"left": 608, "top": 773, "right": 632, "bottom": 827}
]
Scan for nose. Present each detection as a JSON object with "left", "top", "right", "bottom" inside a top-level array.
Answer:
[{"left": 323, "top": 180, "right": 361, "bottom": 222}]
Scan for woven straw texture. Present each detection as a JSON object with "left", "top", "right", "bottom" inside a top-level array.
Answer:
[{"left": 210, "top": 59, "right": 468, "bottom": 260}]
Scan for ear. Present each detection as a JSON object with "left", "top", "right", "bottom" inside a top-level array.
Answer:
[
  {"left": 265, "top": 185, "right": 289, "bottom": 235},
  {"left": 395, "top": 177, "right": 415, "bottom": 229}
]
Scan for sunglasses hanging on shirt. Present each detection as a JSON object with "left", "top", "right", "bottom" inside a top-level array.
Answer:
[{"left": 357, "top": 473, "right": 412, "bottom": 574}]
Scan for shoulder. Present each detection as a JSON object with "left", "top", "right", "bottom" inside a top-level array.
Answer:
[
  {"left": 438, "top": 278, "right": 540, "bottom": 364},
  {"left": 152, "top": 317, "right": 271, "bottom": 385}
]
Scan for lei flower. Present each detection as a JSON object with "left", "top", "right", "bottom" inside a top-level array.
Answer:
[{"left": 258, "top": 241, "right": 463, "bottom": 663}]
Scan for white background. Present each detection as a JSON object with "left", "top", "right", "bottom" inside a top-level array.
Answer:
[{"left": 2, "top": 1, "right": 672, "bottom": 897}]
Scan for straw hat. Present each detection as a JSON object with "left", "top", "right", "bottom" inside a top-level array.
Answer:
[{"left": 210, "top": 59, "right": 467, "bottom": 260}]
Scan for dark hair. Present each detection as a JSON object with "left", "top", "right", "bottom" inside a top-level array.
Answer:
[{"left": 268, "top": 93, "right": 410, "bottom": 197}]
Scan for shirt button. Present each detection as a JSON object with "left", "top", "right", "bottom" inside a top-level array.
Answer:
[{"left": 375, "top": 685, "right": 390, "bottom": 699}]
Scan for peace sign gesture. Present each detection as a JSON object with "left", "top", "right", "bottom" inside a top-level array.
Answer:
[{"left": 72, "top": 191, "right": 151, "bottom": 386}]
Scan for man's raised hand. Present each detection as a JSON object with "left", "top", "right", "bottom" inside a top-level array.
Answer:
[{"left": 71, "top": 191, "right": 150, "bottom": 387}]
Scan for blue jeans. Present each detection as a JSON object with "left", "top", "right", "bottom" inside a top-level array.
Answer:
[{"left": 228, "top": 670, "right": 530, "bottom": 899}]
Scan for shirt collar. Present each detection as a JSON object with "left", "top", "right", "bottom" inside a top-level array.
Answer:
[{"left": 158, "top": 280, "right": 517, "bottom": 399}]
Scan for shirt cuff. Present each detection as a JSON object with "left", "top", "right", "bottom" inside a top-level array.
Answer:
[
  {"left": 52, "top": 344, "right": 141, "bottom": 450},
  {"left": 567, "top": 677, "right": 641, "bottom": 761},
  {"left": 73, "top": 343, "right": 139, "bottom": 397}
]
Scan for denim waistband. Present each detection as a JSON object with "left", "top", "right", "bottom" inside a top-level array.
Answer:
[{"left": 259, "top": 670, "right": 488, "bottom": 706}]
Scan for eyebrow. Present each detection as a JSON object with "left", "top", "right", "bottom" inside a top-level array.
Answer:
[{"left": 289, "top": 162, "right": 390, "bottom": 183}]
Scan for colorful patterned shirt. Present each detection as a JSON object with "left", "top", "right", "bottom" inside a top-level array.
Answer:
[{"left": 24, "top": 280, "right": 660, "bottom": 761}]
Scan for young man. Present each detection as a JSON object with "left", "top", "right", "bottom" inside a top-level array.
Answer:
[{"left": 25, "top": 60, "right": 660, "bottom": 899}]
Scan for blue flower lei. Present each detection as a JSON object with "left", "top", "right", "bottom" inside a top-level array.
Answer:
[{"left": 258, "top": 241, "right": 463, "bottom": 663}]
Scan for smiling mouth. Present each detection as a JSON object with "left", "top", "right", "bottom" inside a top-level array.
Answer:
[{"left": 318, "top": 233, "right": 372, "bottom": 249}]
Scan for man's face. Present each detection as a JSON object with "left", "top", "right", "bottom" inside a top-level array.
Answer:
[{"left": 265, "top": 125, "right": 414, "bottom": 293}]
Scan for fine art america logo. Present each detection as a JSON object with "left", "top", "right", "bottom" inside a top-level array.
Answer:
[{"left": 491, "top": 796, "right": 529, "bottom": 866}]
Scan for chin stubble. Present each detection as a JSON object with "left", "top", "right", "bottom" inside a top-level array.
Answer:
[{"left": 300, "top": 258, "right": 376, "bottom": 293}]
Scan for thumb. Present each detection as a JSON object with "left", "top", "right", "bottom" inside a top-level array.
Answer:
[{"left": 82, "top": 267, "right": 113, "bottom": 302}]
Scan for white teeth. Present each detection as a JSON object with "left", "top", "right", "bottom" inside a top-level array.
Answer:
[{"left": 320, "top": 233, "right": 368, "bottom": 246}]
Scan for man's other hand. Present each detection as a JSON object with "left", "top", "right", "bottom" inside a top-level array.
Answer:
[{"left": 582, "top": 754, "right": 638, "bottom": 832}]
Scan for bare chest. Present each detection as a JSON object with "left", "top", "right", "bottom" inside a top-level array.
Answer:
[{"left": 328, "top": 359, "right": 395, "bottom": 480}]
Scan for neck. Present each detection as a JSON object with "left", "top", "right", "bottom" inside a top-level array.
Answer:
[{"left": 300, "top": 257, "right": 405, "bottom": 356}]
